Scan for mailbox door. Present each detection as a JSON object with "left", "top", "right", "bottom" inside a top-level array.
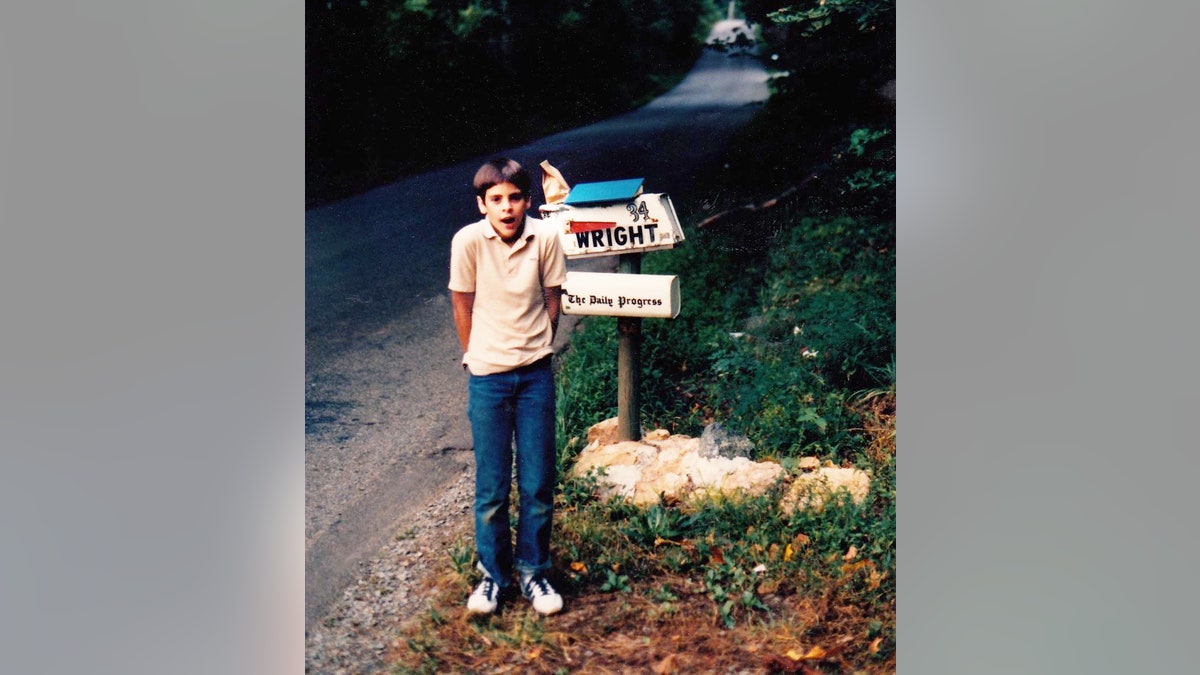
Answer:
[{"left": 543, "top": 193, "right": 685, "bottom": 259}]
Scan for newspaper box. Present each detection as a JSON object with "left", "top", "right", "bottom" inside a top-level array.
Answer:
[{"left": 561, "top": 271, "right": 680, "bottom": 319}]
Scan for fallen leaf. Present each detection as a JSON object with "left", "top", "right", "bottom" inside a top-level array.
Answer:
[
  {"left": 844, "top": 545, "right": 858, "bottom": 561},
  {"left": 784, "top": 645, "right": 827, "bottom": 661},
  {"left": 869, "top": 637, "right": 883, "bottom": 654},
  {"left": 794, "top": 533, "right": 811, "bottom": 547},
  {"left": 867, "top": 569, "right": 884, "bottom": 589},
  {"left": 784, "top": 544, "right": 794, "bottom": 562},
  {"left": 840, "top": 560, "right": 871, "bottom": 575},
  {"left": 570, "top": 561, "right": 588, "bottom": 574},
  {"left": 801, "top": 645, "right": 826, "bottom": 660},
  {"left": 710, "top": 546, "right": 726, "bottom": 565},
  {"left": 525, "top": 646, "right": 542, "bottom": 660}
]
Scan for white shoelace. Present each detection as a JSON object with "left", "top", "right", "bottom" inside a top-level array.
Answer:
[
  {"left": 470, "top": 578, "right": 497, "bottom": 605},
  {"left": 523, "top": 576, "right": 555, "bottom": 598}
]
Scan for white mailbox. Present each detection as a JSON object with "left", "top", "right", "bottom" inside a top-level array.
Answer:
[
  {"left": 539, "top": 178, "right": 686, "bottom": 259},
  {"left": 561, "top": 271, "right": 680, "bottom": 319}
]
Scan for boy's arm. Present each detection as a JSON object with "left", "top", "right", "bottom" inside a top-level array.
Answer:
[
  {"left": 543, "top": 286, "right": 562, "bottom": 340},
  {"left": 451, "top": 291, "right": 475, "bottom": 354}
]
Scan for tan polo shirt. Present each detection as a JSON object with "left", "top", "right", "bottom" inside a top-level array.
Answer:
[{"left": 449, "top": 216, "right": 567, "bottom": 375}]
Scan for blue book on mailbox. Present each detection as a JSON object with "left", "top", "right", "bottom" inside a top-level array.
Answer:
[{"left": 563, "top": 178, "right": 645, "bottom": 205}]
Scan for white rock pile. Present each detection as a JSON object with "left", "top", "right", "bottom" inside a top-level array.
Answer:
[{"left": 571, "top": 418, "right": 871, "bottom": 512}]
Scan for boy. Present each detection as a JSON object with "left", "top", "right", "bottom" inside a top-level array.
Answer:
[{"left": 448, "top": 158, "right": 567, "bottom": 615}]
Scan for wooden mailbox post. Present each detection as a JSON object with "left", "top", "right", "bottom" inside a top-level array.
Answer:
[{"left": 540, "top": 177, "right": 686, "bottom": 441}]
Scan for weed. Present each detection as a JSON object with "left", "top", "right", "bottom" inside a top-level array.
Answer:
[
  {"left": 558, "top": 469, "right": 602, "bottom": 509},
  {"left": 705, "top": 562, "right": 768, "bottom": 628},
  {"left": 446, "top": 537, "right": 474, "bottom": 576},
  {"left": 621, "top": 503, "right": 697, "bottom": 546},
  {"left": 854, "top": 353, "right": 896, "bottom": 403},
  {"left": 650, "top": 583, "right": 679, "bottom": 603},
  {"left": 599, "top": 568, "right": 631, "bottom": 593}
]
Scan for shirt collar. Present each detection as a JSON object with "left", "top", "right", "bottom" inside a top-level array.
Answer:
[{"left": 479, "top": 217, "right": 535, "bottom": 242}]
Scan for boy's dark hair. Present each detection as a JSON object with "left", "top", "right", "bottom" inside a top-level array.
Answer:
[{"left": 473, "top": 158, "right": 531, "bottom": 198}]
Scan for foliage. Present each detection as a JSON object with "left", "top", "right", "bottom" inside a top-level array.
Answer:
[
  {"left": 766, "top": 0, "right": 894, "bottom": 36},
  {"left": 555, "top": 122, "right": 894, "bottom": 462},
  {"left": 307, "top": 0, "right": 724, "bottom": 205}
]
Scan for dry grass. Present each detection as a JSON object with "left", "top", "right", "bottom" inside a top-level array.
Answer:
[
  {"left": 855, "top": 393, "right": 895, "bottom": 468},
  {"left": 389, "top": 570, "right": 893, "bottom": 674}
]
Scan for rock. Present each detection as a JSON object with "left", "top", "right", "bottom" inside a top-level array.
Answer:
[
  {"left": 779, "top": 466, "right": 871, "bottom": 513},
  {"left": 797, "top": 456, "right": 821, "bottom": 471},
  {"left": 698, "top": 422, "right": 755, "bottom": 459},
  {"left": 574, "top": 421, "right": 871, "bottom": 515},
  {"left": 585, "top": 417, "right": 622, "bottom": 446},
  {"left": 586, "top": 417, "right": 672, "bottom": 446},
  {"left": 573, "top": 440, "right": 658, "bottom": 474},
  {"left": 643, "top": 428, "right": 670, "bottom": 441},
  {"left": 572, "top": 430, "right": 783, "bottom": 505}
]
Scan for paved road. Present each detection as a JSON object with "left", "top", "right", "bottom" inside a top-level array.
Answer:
[{"left": 305, "top": 42, "right": 769, "bottom": 632}]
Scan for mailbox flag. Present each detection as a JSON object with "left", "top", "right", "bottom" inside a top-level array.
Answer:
[{"left": 540, "top": 160, "right": 571, "bottom": 205}]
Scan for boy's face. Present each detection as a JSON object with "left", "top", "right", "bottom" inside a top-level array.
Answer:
[{"left": 477, "top": 181, "right": 531, "bottom": 243}]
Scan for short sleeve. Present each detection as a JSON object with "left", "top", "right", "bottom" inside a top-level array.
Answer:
[
  {"left": 539, "top": 223, "right": 567, "bottom": 288},
  {"left": 448, "top": 226, "right": 476, "bottom": 293}
]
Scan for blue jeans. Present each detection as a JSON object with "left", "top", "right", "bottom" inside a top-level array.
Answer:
[{"left": 467, "top": 357, "right": 556, "bottom": 587}]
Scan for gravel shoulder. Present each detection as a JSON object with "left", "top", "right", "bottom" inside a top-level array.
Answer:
[{"left": 305, "top": 469, "right": 474, "bottom": 675}]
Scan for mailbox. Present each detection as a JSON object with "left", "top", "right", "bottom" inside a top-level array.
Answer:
[
  {"left": 539, "top": 178, "right": 686, "bottom": 260},
  {"left": 561, "top": 271, "right": 680, "bottom": 319}
]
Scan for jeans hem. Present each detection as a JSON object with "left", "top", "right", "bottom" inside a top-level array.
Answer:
[{"left": 514, "top": 560, "right": 552, "bottom": 578}]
